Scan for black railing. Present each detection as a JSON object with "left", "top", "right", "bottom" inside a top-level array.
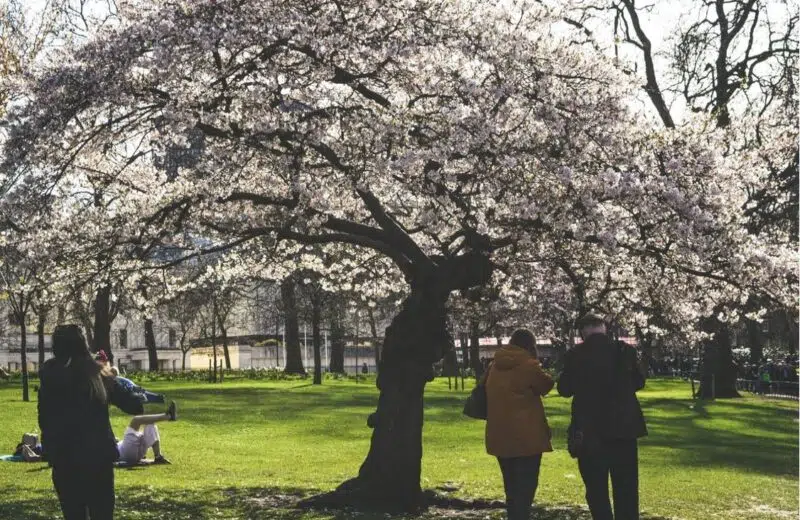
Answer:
[{"left": 736, "top": 378, "right": 799, "bottom": 398}]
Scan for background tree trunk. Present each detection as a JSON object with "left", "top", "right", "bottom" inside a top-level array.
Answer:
[
  {"left": 698, "top": 319, "right": 739, "bottom": 398},
  {"left": 37, "top": 309, "right": 47, "bottom": 367},
  {"left": 459, "top": 333, "right": 469, "bottom": 369},
  {"left": 56, "top": 304, "right": 66, "bottom": 325},
  {"left": 220, "top": 321, "right": 231, "bottom": 370},
  {"left": 746, "top": 318, "right": 763, "bottom": 365},
  {"left": 312, "top": 292, "right": 323, "bottom": 385},
  {"left": 77, "top": 300, "right": 95, "bottom": 355},
  {"left": 368, "top": 307, "right": 380, "bottom": 375},
  {"left": 329, "top": 316, "right": 345, "bottom": 373},
  {"left": 211, "top": 299, "right": 218, "bottom": 383},
  {"left": 93, "top": 285, "right": 113, "bottom": 362},
  {"left": 145, "top": 318, "right": 159, "bottom": 372},
  {"left": 20, "top": 318, "right": 29, "bottom": 402},
  {"left": 281, "top": 279, "right": 305, "bottom": 375},
  {"left": 468, "top": 320, "right": 481, "bottom": 378},
  {"left": 634, "top": 325, "right": 655, "bottom": 376}
]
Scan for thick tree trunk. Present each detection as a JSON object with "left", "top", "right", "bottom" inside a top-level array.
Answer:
[
  {"left": 20, "top": 319, "right": 29, "bottom": 402},
  {"left": 698, "top": 319, "right": 739, "bottom": 398},
  {"left": 93, "top": 285, "right": 113, "bottom": 362},
  {"left": 329, "top": 316, "right": 345, "bottom": 373},
  {"left": 181, "top": 347, "right": 188, "bottom": 371},
  {"left": 300, "top": 252, "right": 493, "bottom": 513},
  {"left": 145, "top": 318, "right": 159, "bottom": 372},
  {"left": 333, "top": 289, "right": 450, "bottom": 511},
  {"left": 37, "top": 309, "right": 47, "bottom": 367},
  {"left": 281, "top": 279, "right": 305, "bottom": 375},
  {"left": 312, "top": 293, "right": 323, "bottom": 385}
]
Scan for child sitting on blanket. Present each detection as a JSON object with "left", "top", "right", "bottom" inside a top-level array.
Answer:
[{"left": 13, "top": 433, "right": 44, "bottom": 462}]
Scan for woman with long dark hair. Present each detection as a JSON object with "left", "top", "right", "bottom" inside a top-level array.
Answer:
[{"left": 38, "top": 324, "right": 143, "bottom": 520}]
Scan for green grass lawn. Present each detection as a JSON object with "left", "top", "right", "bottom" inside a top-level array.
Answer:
[{"left": 0, "top": 377, "right": 796, "bottom": 519}]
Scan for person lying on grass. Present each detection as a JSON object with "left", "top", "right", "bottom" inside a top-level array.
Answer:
[
  {"left": 110, "top": 366, "right": 166, "bottom": 404},
  {"left": 116, "top": 401, "right": 177, "bottom": 465}
]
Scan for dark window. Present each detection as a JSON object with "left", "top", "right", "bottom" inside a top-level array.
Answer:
[
  {"left": 168, "top": 328, "right": 177, "bottom": 348},
  {"left": 119, "top": 329, "right": 128, "bottom": 349}
]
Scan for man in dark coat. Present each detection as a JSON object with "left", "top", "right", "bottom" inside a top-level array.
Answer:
[{"left": 558, "top": 313, "right": 647, "bottom": 520}]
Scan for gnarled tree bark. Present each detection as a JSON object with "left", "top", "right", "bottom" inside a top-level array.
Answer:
[{"left": 312, "top": 253, "right": 492, "bottom": 512}]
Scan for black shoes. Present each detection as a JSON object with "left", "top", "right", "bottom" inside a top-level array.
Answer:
[{"left": 167, "top": 401, "right": 177, "bottom": 421}]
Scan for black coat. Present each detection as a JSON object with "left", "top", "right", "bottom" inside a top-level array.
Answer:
[
  {"left": 38, "top": 359, "right": 143, "bottom": 468},
  {"left": 557, "top": 334, "right": 647, "bottom": 440}
]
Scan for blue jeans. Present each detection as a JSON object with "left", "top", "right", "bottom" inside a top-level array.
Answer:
[
  {"left": 497, "top": 454, "right": 542, "bottom": 520},
  {"left": 134, "top": 389, "right": 165, "bottom": 404}
]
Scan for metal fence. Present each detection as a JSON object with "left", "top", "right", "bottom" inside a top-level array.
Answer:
[{"left": 736, "top": 379, "right": 799, "bottom": 398}]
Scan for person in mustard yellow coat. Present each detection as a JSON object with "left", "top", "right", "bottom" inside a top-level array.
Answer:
[{"left": 485, "top": 328, "right": 554, "bottom": 520}]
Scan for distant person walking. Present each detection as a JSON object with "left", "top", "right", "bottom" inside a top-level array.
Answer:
[
  {"left": 485, "top": 328, "right": 554, "bottom": 520},
  {"left": 759, "top": 367, "right": 771, "bottom": 395},
  {"left": 558, "top": 313, "right": 647, "bottom": 520},
  {"left": 38, "top": 325, "right": 144, "bottom": 520}
]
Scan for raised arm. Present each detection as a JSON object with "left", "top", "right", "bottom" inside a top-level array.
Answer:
[{"left": 528, "top": 360, "right": 555, "bottom": 395}]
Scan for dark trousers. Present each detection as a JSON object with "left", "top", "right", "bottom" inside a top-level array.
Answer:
[
  {"left": 52, "top": 463, "right": 115, "bottom": 520},
  {"left": 142, "top": 390, "right": 165, "bottom": 404},
  {"left": 497, "top": 454, "right": 542, "bottom": 520},
  {"left": 578, "top": 438, "right": 638, "bottom": 520}
]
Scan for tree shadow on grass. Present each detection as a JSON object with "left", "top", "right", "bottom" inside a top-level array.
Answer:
[
  {"left": 231, "top": 487, "right": 678, "bottom": 520},
  {"left": 639, "top": 396, "right": 798, "bottom": 476},
  {"left": 0, "top": 485, "right": 676, "bottom": 520},
  {"left": 0, "top": 486, "right": 212, "bottom": 520}
]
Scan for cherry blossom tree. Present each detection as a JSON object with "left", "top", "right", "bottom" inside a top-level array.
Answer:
[
  {"left": 2, "top": 0, "right": 795, "bottom": 509},
  {"left": 562, "top": 0, "right": 798, "bottom": 397}
]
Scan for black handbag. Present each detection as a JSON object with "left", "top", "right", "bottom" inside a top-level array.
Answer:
[
  {"left": 463, "top": 365, "right": 491, "bottom": 420},
  {"left": 567, "top": 421, "right": 595, "bottom": 458}
]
